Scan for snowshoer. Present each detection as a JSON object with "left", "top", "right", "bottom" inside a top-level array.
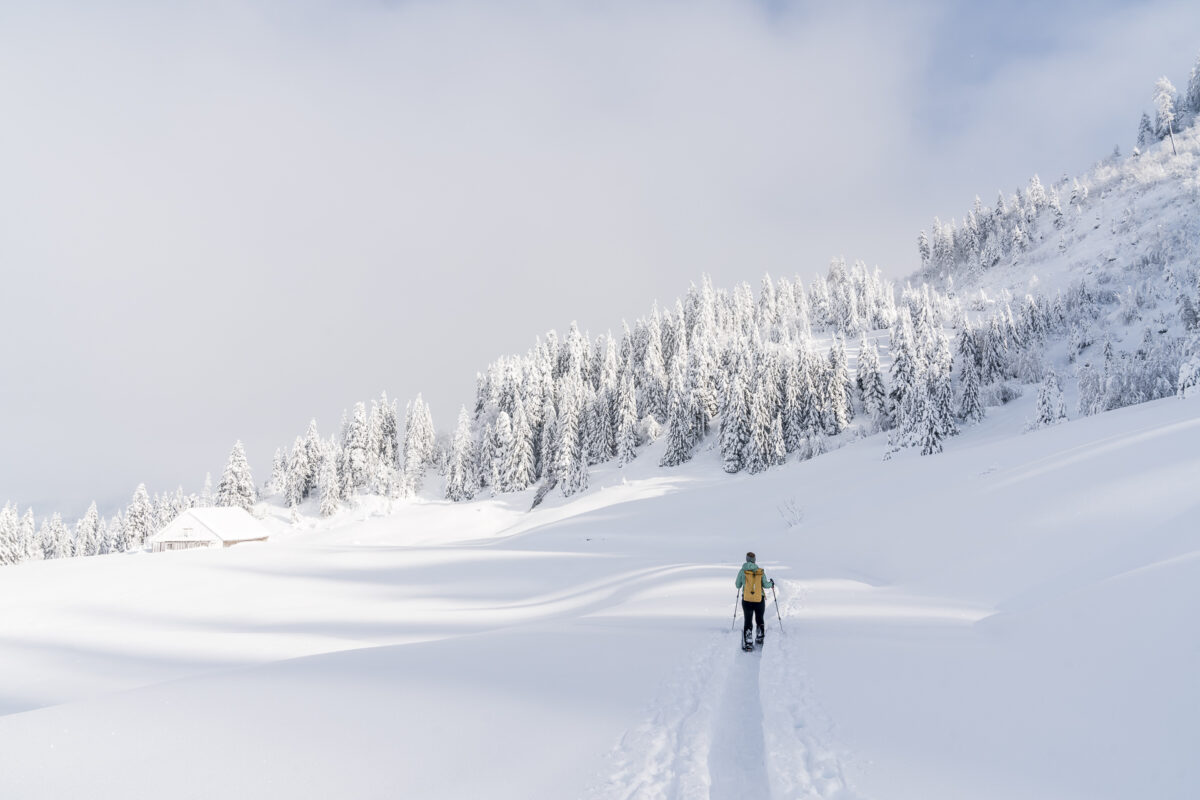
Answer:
[{"left": 736, "top": 551, "right": 773, "bottom": 651}]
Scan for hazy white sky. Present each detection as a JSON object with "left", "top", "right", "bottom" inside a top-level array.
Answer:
[{"left": 2, "top": 0, "right": 1198, "bottom": 517}]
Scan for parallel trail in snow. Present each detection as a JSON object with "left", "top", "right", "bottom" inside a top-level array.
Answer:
[
  {"left": 708, "top": 646, "right": 770, "bottom": 798},
  {"left": 760, "top": 583, "right": 858, "bottom": 799},
  {"left": 587, "top": 578, "right": 860, "bottom": 799}
]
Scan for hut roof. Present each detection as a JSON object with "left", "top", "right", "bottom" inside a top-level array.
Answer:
[{"left": 149, "top": 507, "right": 270, "bottom": 545}]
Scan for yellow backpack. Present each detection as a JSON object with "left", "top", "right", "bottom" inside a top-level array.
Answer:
[{"left": 743, "top": 568, "right": 764, "bottom": 602}]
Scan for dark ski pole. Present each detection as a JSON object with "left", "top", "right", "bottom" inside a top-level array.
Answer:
[
  {"left": 771, "top": 582, "right": 783, "bottom": 632},
  {"left": 731, "top": 590, "right": 741, "bottom": 631}
]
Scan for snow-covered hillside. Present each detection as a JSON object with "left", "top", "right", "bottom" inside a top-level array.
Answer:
[
  {"left": 2, "top": 385, "right": 1196, "bottom": 799},
  {"left": 917, "top": 123, "right": 1200, "bottom": 402}
]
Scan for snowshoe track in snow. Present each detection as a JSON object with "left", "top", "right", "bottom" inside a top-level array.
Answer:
[
  {"left": 586, "top": 580, "right": 859, "bottom": 799},
  {"left": 707, "top": 644, "right": 770, "bottom": 798}
]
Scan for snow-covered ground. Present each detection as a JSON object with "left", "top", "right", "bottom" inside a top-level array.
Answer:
[{"left": 1, "top": 390, "right": 1197, "bottom": 799}]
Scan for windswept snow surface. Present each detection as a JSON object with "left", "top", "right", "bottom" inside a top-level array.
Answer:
[{"left": 1, "top": 394, "right": 1198, "bottom": 799}]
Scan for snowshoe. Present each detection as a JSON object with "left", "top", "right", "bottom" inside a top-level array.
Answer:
[
  {"left": 755, "top": 627, "right": 765, "bottom": 645},
  {"left": 742, "top": 630, "right": 754, "bottom": 652}
]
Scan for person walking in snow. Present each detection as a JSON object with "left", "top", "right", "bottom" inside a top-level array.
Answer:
[{"left": 736, "top": 551, "right": 773, "bottom": 651}]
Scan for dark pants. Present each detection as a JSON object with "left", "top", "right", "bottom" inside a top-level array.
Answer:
[{"left": 742, "top": 599, "right": 765, "bottom": 634}]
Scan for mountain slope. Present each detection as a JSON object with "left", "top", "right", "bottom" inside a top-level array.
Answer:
[{"left": 1, "top": 384, "right": 1196, "bottom": 799}]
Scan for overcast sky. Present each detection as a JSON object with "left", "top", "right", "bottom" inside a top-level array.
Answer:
[{"left": 2, "top": 0, "right": 1198, "bottom": 518}]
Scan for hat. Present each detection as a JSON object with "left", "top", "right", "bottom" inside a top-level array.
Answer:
[{"left": 746, "top": 551, "right": 756, "bottom": 562}]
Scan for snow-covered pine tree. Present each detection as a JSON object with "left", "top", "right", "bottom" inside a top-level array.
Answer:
[
  {"left": 1014, "top": 339, "right": 1046, "bottom": 383},
  {"left": 12, "top": 506, "right": 32, "bottom": 563},
  {"left": 302, "top": 419, "right": 323, "bottom": 495},
  {"left": 402, "top": 395, "right": 436, "bottom": 495},
  {"left": 524, "top": 355, "right": 547, "bottom": 431},
  {"left": 92, "top": 517, "right": 110, "bottom": 556},
  {"left": 1153, "top": 76, "right": 1178, "bottom": 154},
  {"left": 769, "top": 413, "right": 786, "bottom": 467},
  {"left": 720, "top": 372, "right": 751, "bottom": 473},
  {"left": 0, "top": 504, "right": 19, "bottom": 566},
  {"left": 75, "top": 502, "right": 101, "bottom": 557},
  {"left": 445, "top": 408, "right": 477, "bottom": 502},
  {"left": 617, "top": 320, "right": 635, "bottom": 377},
  {"left": 793, "top": 279, "right": 812, "bottom": 338},
  {"left": 781, "top": 359, "right": 804, "bottom": 453},
  {"left": 33, "top": 517, "right": 50, "bottom": 561},
  {"left": 980, "top": 316, "right": 1007, "bottom": 384},
  {"left": 745, "top": 373, "right": 775, "bottom": 474},
  {"left": 796, "top": 354, "right": 822, "bottom": 437},
  {"left": 1076, "top": 362, "right": 1104, "bottom": 417},
  {"left": 616, "top": 372, "right": 639, "bottom": 467},
  {"left": 374, "top": 393, "right": 400, "bottom": 472},
  {"left": 775, "top": 277, "right": 796, "bottom": 331},
  {"left": 99, "top": 512, "right": 119, "bottom": 554},
  {"left": 476, "top": 421, "right": 495, "bottom": 493},
  {"left": 566, "top": 411, "right": 590, "bottom": 497},
  {"left": 888, "top": 310, "right": 920, "bottom": 431},
  {"left": 566, "top": 321, "right": 589, "bottom": 381},
  {"left": 809, "top": 359, "right": 841, "bottom": 436},
  {"left": 959, "top": 355, "right": 985, "bottom": 423},
  {"left": 917, "top": 230, "right": 931, "bottom": 273},
  {"left": 916, "top": 383, "right": 943, "bottom": 455},
  {"left": 582, "top": 384, "right": 606, "bottom": 467},
  {"left": 758, "top": 273, "right": 778, "bottom": 333},
  {"left": 40, "top": 514, "right": 67, "bottom": 560},
  {"left": 151, "top": 492, "right": 170, "bottom": 537},
  {"left": 1031, "top": 370, "right": 1068, "bottom": 429},
  {"left": 598, "top": 333, "right": 619, "bottom": 395},
  {"left": 641, "top": 314, "right": 668, "bottom": 424},
  {"left": 268, "top": 448, "right": 287, "bottom": 496},
  {"left": 124, "top": 483, "right": 155, "bottom": 547},
  {"left": 829, "top": 335, "right": 855, "bottom": 421},
  {"left": 858, "top": 336, "right": 889, "bottom": 430},
  {"left": 1049, "top": 190, "right": 1065, "bottom": 229},
  {"left": 1027, "top": 174, "right": 1047, "bottom": 211},
  {"left": 57, "top": 513, "right": 77, "bottom": 558},
  {"left": 318, "top": 442, "right": 341, "bottom": 517},
  {"left": 669, "top": 299, "right": 689, "bottom": 371},
  {"left": 216, "top": 441, "right": 257, "bottom": 511},
  {"left": 732, "top": 282, "right": 756, "bottom": 337},
  {"left": 929, "top": 336, "right": 958, "bottom": 441},
  {"left": 285, "top": 436, "right": 310, "bottom": 508},
  {"left": 537, "top": 397, "right": 558, "bottom": 481},
  {"left": 1184, "top": 52, "right": 1200, "bottom": 119},
  {"left": 490, "top": 412, "right": 515, "bottom": 493},
  {"left": 1178, "top": 349, "right": 1200, "bottom": 399},
  {"left": 556, "top": 374, "right": 588, "bottom": 497},
  {"left": 21, "top": 508, "right": 38, "bottom": 562},
  {"left": 660, "top": 361, "right": 695, "bottom": 467},
  {"left": 506, "top": 395, "right": 537, "bottom": 491},
  {"left": 18, "top": 509, "right": 36, "bottom": 561},
  {"left": 341, "top": 403, "right": 371, "bottom": 497},
  {"left": 1136, "top": 112, "right": 1154, "bottom": 151},
  {"left": 371, "top": 452, "right": 403, "bottom": 500}
]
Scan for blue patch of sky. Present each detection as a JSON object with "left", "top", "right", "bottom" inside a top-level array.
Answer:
[{"left": 917, "top": 0, "right": 1143, "bottom": 141}]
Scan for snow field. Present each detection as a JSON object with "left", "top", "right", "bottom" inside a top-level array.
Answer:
[{"left": 0, "top": 392, "right": 1197, "bottom": 798}]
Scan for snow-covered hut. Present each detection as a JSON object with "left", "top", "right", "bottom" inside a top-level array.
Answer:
[{"left": 149, "top": 507, "right": 270, "bottom": 553}]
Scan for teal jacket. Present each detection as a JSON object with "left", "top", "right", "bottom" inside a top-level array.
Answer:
[{"left": 735, "top": 561, "right": 774, "bottom": 596}]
